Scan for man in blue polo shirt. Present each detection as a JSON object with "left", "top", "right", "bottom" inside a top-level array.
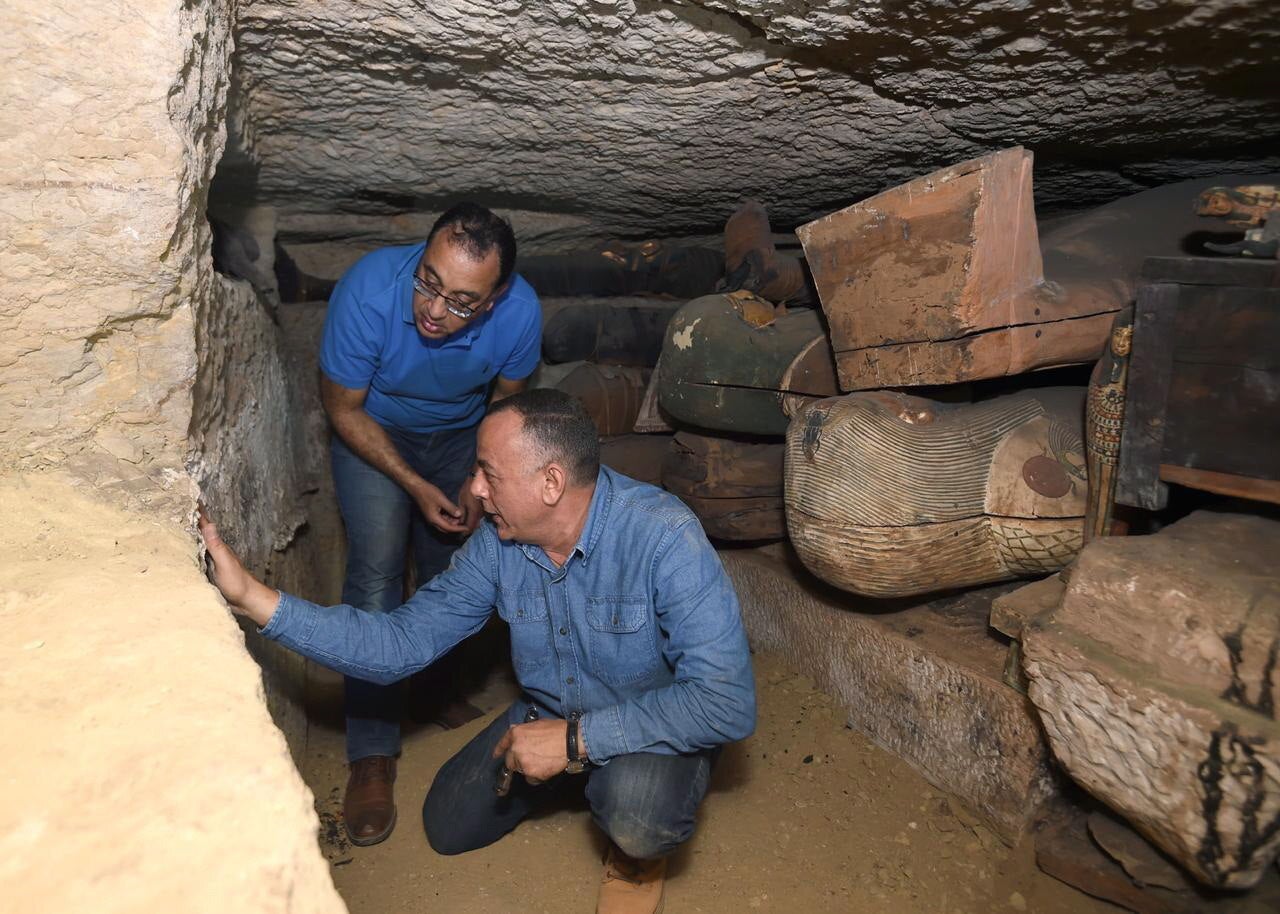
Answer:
[{"left": 319, "top": 202, "right": 541, "bottom": 846}]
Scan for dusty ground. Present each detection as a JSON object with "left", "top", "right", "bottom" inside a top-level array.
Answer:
[{"left": 300, "top": 651, "right": 1120, "bottom": 914}]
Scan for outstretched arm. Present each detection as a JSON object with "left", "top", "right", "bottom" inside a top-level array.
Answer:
[
  {"left": 200, "top": 511, "right": 499, "bottom": 685},
  {"left": 199, "top": 512, "right": 281, "bottom": 627}
]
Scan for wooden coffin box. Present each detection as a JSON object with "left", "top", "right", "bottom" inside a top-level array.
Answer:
[
  {"left": 785, "top": 388, "right": 1087, "bottom": 597},
  {"left": 662, "top": 431, "right": 785, "bottom": 540},
  {"left": 555, "top": 363, "right": 650, "bottom": 437},
  {"left": 542, "top": 302, "right": 677, "bottom": 367},
  {"left": 599, "top": 434, "right": 672, "bottom": 487},
  {"left": 657, "top": 291, "right": 838, "bottom": 436},
  {"left": 1116, "top": 256, "right": 1280, "bottom": 510}
]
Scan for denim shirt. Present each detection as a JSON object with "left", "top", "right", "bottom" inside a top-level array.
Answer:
[{"left": 261, "top": 467, "right": 756, "bottom": 762}]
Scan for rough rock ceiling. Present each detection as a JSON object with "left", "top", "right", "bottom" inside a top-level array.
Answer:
[{"left": 233, "top": 0, "right": 1280, "bottom": 250}]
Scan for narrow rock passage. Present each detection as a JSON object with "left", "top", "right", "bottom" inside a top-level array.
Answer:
[{"left": 299, "top": 652, "right": 1118, "bottom": 913}]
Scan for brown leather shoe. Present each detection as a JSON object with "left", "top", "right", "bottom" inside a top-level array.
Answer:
[
  {"left": 597, "top": 843, "right": 667, "bottom": 914},
  {"left": 343, "top": 756, "right": 397, "bottom": 847}
]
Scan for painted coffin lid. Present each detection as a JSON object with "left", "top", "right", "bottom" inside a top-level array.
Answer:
[
  {"left": 657, "top": 291, "right": 838, "bottom": 436},
  {"left": 785, "top": 387, "right": 1087, "bottom": 597}
]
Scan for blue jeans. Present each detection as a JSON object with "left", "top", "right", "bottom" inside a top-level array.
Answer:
[
  {"left": 331, "top": 424, "right": 478, "bottom": 762},
  {"left": 422, "top": 705, "right": 716, "bottom": 860}
]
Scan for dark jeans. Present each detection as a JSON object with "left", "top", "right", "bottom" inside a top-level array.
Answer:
[
  {"left": 423, "top": 706, "right": 715, "bottom": 861},
  {"left": 331, "top": 424, "right": 478, "bottom": 763}
]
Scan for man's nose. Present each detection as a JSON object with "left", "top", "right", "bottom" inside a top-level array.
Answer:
[
  {"left": 469, "top": 473, "right": 488, "bottom": 501},
  {"left": 424, "top": 292, "right": 449, "bottom": 321}
]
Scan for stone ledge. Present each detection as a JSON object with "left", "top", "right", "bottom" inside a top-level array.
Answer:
[{"left": 722, "top": 547, "right": 1059, "bottom": 844}]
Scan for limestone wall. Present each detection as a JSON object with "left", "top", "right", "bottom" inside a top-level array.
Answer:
[
  {"left": 0, "top": 0, "right": 345, "bottom": 909},
  {"left": 1, "top": 0, "right": 228, "bottom": 506},
  {"left": 0, "top": 473, "right": 346, "bottom": 914}
]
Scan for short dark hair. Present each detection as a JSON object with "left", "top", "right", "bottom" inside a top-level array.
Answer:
[
  {"left": 489, "top": 389, "right": 600, "bottom": 486},
  {"left": 426, "top": 202, "right": 517, "bottom": 291}
]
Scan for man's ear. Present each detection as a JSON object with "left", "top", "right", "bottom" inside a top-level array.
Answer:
[
  {"left": 541, "top": 462, "right": 567, "bottom": 506},
  {"left": 482, "top": 280, "right": 511, "bottom": 313}
]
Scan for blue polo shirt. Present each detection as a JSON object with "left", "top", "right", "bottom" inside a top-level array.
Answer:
[{"left": 320, "top": 242, "right": 542, "bottom": 433}]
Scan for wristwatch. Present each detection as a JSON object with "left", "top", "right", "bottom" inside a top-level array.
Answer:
[{"left": 566, "top": 712, "right": 589, "bottom": 774}]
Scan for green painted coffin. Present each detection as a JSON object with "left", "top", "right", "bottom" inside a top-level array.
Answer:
[{"left": 657, "top": 292, "right": 838, "bottom": 436}]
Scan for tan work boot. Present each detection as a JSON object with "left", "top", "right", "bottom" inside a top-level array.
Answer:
[
  {"left": 597, "top": 843, "right": 667, "bottom": 914},
  {"left": 344, "top": 756, "right": 397, "bottom": 846}
]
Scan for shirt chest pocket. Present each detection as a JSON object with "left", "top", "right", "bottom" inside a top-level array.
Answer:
[
  {"left": 585, "top": 596, "right": 660, "bottom": 686},
  {"left": 496, "top": 588, "right": 551, "bottom": 675}
]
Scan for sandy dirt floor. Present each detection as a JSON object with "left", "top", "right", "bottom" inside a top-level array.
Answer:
[{"left": 301, "top": 650, "right": 1128, "bottom": 914}]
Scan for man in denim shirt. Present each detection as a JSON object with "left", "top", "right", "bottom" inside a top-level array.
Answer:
[{"left": 201, "top": 389, "right": 756, "bottom": 914}]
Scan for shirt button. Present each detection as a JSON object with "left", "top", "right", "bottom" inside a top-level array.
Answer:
[
  {"left": 566, "top": 676, "right": 575, "bottom": 685},
  {"left": 559, "top": 627, "right": 568, "bottom": 636}
]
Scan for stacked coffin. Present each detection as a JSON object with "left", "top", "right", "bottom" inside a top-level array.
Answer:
[
  {"left": 779, "top": 149, "right": 1280, "bottom": 893},
  {"left": 784, "top": 146, "right": 1249, "bottom": 596},
  {"left": 653, "top": 290, "right": 838, "bottom": 540},
  {"left": 534, "top": 287, "right": 681, "bottom": 483},
  {"left": 547, "top": 148, "right": 1250, "bottom": 567}
]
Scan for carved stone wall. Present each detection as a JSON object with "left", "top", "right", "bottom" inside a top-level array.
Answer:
[
  {"left": 0, "top": 0, "right": 345, "bottom": 909},
  {"left": 228, "top": 0, "right": 1280, "bottom": 265}
]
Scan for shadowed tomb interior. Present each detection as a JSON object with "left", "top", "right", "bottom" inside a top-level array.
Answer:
[{"left": 3, "top": 2, "right": 1280, "bottom": 912}]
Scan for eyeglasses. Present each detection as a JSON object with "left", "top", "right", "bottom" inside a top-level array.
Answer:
[{"left": 412, "top": 273, "right": 482, "bottom": 320}]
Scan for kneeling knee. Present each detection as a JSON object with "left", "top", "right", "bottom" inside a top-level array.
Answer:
[
  {"left": 605, "top": 816, "right": 690, "bottom": 861},
  {"left": 422, "top": 795, "right": 477, "bottom": 857}
]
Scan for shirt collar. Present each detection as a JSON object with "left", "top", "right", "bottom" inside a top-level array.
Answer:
[
  {"left": 517, "top": 467, "right": 614, "bottom": 569},
  {"left": 397, "top": 241, "right": 489, "bottom": 351},
  {"left": 398, "top": 242, "right": 426, "bottom": 327}
]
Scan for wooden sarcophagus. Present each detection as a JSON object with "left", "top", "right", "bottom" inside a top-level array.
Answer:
[
  {"left": 785, "top": 388, "right": 1088, "bottom": 597},
  {"left": 554, "top": 363, "right": 650, "bottom": 437},
  {"left": 662, "top": 431, "right": 785, "bottom": 541},
  {"left": 796, "top": 148, "right": 1266, "bottom": 391},
  {"left": 599, "top": 434, "right": 673, "bottom": 487},
  {"left": 657, "top": 291, "right": 839, "bottom": 436},
  {"left": 542, "top": 302, "right": 677, "bottom": 367}
]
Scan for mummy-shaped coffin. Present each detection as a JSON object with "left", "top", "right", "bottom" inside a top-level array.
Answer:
[
  {"left": 657, "top": 291, "right": 839, "bottom": 436},
  {"left": 785, "top": 388, "right": 1087, "bottom": 597}
]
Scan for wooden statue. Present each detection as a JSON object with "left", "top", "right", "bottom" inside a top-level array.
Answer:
[
  {"left": 1083, "top": 307, "right": 1134, "bottom": 543},
  {"left": 785, "top": 388, "right": 1088, "bottom": 597},
  {"left": 657, "top": 291, "right": 839, "bottom": 436}
]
